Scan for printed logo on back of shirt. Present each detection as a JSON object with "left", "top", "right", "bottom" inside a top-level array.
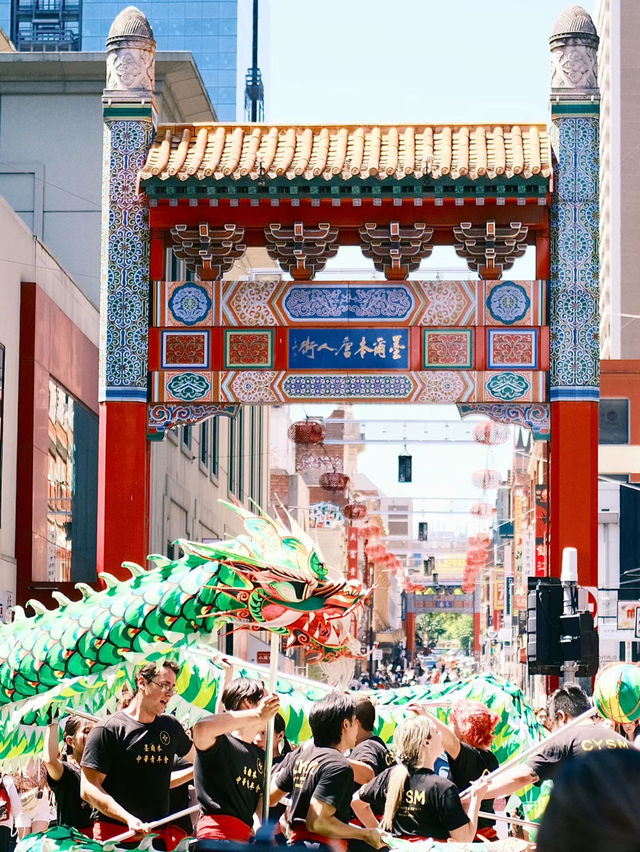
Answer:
[
  {"left": 160, "top": 731, "right": 170, "bottom": 745},
  {"left": 293, "top": 759, "right": 319, "bottom": 789},
  {"left": 579, "top": 737, "right": 629, "bottom": 753},
  {"left": 385, "top": 752, "right": 395, "bottom": 767}
]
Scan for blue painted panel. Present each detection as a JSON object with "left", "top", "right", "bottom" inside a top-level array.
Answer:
[
  {"left": 289, "top": 328, "right": 409, "bottom": 370},
  {"left": 282, "top": 284, "right": 415, "bottom": 322}
]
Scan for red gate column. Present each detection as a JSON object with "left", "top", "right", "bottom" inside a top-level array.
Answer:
[
  {"left": 97, "top": 9, "right": 157, "bottom": 576},
  {"left": 548, "top": 10, "right": 600, "bottom": 585}
]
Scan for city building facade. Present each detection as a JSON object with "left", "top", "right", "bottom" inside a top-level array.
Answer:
[
  {"left": 596, "top": 0, "right": 640, "bottom": 358},
  {"left": 0, "top": 192, "right": 99, "bottom": 612},
  {"left": 2, "top": 0, "right": 269, "bottom": 120},
  {"left": 0, "top": 40, "right": 270, "bottom": 618}
]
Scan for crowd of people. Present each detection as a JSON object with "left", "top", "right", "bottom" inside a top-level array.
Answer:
[
  {"left": 354, "top": 655, "right": 469, "bottom": 690},
  {"left": 0, "top": 663, "right": 639, "bottom": 851}
]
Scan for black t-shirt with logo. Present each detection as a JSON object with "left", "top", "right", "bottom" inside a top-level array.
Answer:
[
  {"left": 168, "top": 755, "right": 194, "bottom": 836},
  {"left": 47, "top": 762, "right": 94, "bottom": 831},
  {"left": 273, "top": 744, "right": 354, "bottom": 828},
  {"left": 194, "top": 733, "right": 265, "bottom": 828},
  {"left": 527, "top": 723, "right": 629, "bottom": 783},
  {"left": 81, "top": 711, "right": 192, "bottom": 825},
  {"left": 269, "top": 745, "right": 299, "bottom": 822},
  {"left": 447, "top": 743, "right": 498, "bottom": 830},
  {"left": 359, "top": 766, "right": 469, "bottom": 840},
  {"left": 351, "top": 736, "right": 394, "bottom": 782}
]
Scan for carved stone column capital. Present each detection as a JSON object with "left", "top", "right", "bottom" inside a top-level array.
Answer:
[
  {"left": 549, "top": 6, "right": 599, "bottom": 99},
  {"left": 104, "top": 6, "right": 156, "bottom": 103}
]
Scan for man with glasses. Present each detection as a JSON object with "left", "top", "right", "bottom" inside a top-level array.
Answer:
[{"left": 81, "top": 661, "right": 195, "bottom": 850}]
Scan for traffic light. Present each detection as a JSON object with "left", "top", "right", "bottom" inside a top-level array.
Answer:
[
  {"left": 526, "top": 577, "right": 599, "bottom": 676},
  {"left": 559, "top": 611, "right": 599, "bottom": 677},
  {"left": 527, "top": 577, "right": 563, "bottom": 675},
  {"left": 423, "top": 556, "right": 435, "bottom": 575}
]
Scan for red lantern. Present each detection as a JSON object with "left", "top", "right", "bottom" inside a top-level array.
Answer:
[
  {"left": 287, "top": 420, "right": 325, "bottom": 444},
  {"left": 462, "top": 567, "right": 478, "bottom": 593},
  {"left": 471, "top": 469, "right": 501, "bottom": 490},
  {"left": 359, "top": 524, "right": 380, "bottom": 539},
  {"left": 365, "top": 543, "right": 385, "bottom": 561},
  {"left": 472, "top": 422, "right": 509, "bottom": 446},
  {"left": 343, "top": 503, "right": 368, "bottom": 521},
  {"left": 470, "top": 503, "right": 494, "bottom": 519},
  {"left": 319, "top": 472, "right": 350, "bottom": 491},
  {"left": 466, "top": 548, "right": 487, "bottom": 567},
  {"left": 468, "top": 533, "right": 492, "bottom": 549}
]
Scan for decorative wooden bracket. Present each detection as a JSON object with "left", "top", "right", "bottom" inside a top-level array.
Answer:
[
  {"left": 453, "top": 221, "right": 528, "bottom": 279},
  {"left": 359, "top": 222, "right": 433, "bottom": 280},
  {"left": 170, "top": 223, "right": 246, "bottom": 280},
  {"left": 264, "top": 223, "right": 339, "bottom": 279}
]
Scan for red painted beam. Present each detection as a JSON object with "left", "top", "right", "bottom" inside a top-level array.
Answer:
[
  {"left": 147, "top": 197, "right": 549, "bottom": 237},
  {"left": 97, "top": 402, "right": 150, "bottom": 580},
  {"left": 549, "top": 401, "right": 598, "bottom": 585}
]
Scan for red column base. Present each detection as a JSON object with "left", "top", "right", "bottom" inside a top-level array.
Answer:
[
  {"left": 97, "top": 401, "right": 150, "bottom": 580},
  {"left": 550, "top": 401, "right": 598, "bottom": 586}
]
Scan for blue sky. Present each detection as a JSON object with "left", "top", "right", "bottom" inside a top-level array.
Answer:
[
  {"left": 269, "top": 0, "right": 596, "bottom": 536},
  {"left": 268, "top": 0, "right": 596, "bottom": 125}
]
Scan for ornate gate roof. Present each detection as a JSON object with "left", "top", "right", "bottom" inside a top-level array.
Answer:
[{"left": 139, "top": 123, "right": 551, "bottom": 187}]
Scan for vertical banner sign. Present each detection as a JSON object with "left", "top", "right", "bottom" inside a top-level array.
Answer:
[
  {"left": 506, "top": 576, "right": 514, "bottom": 616},
  {"left": 493, "top": 570, "right": 506, "bottom": 611},
  {"left": 513, "top": 492, "right": 527, "bottom": 612},
  {"left": 347, "top": 526, "right": 359, "bottom": 580},
  {"left": 535, "top": 484, "right": 549, "bottom": 577}
]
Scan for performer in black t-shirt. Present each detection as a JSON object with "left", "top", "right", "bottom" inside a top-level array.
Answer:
[
  {"left": 81, "top": 661, "right": 194, "bottom": 850},
  {"left": 271, "top": 692, "right": 386, "bottom": 852},
  {"left": 350, "top": 698, "right": 394, "bottom": 788},
  {"left": 352, "top": 716, "right": 486, "bottom": 843},
  {"left": 193, "top": 677, "right": 280, "bottom": 843},
  {"left": 410, "top": 699, "right": 499, "bottom": 840},
  {"left": 44, "top": 716, "right": 95, "bottom": 836},
  {"left": 480, "top": 684, "right": 629, "bottom": 802},
  {"left": 253, "top": 713, "right": 293, "bottom": 825}
]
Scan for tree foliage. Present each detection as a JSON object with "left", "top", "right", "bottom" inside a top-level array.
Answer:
[{"left": 417, "top": 612, "right": 474, "bottom": 653}]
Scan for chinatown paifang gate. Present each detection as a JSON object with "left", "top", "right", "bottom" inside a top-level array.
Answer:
[{"left": 98, "top": 6, "right": 600, "bottom": 591}]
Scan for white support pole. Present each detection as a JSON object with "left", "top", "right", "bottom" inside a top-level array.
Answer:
[
  {"left": 106, "top": 805, "right": 201, "bottom": 844},
  {"left": 261, "top": 631, "right": 280, "bottom": 822}
]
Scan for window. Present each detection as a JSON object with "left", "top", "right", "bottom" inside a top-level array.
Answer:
[
  {"left": 228, "top": 408, "right": 244, "bottom": 499},
  {"left": 46, "top": 378, "right": 98, "bottom": 582},
  {"left": 256, "top": 407, "right": 263, "bottom": 507},
  {"left": 599, "top": 398, "right": 629, "bottom": 444},
  {"left": 182, "top": 424, "right": 192, "bottom": 450},
  {"left": 210, "top": 417, "right": 219, "bottom": 477},
  {"left": 200, "top": 421, "right": 209, "bottom": 467}
]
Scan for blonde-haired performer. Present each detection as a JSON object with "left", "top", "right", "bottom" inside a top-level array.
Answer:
[{"left": 351, "top": 716, "right": 487, "bottom": 844}]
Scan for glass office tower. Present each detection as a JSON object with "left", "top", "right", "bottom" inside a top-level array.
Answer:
[{"left": 5, "top": 0, "right": 269, "bottom": 120}]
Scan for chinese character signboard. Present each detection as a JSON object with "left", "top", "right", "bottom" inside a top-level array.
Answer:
[{"left": 289, "top": 329, "right": 409, "bottom": 369}]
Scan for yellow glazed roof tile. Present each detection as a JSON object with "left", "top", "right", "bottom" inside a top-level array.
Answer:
[{"left": 139, "top": 123, "right": 551, "bottom": 183}]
